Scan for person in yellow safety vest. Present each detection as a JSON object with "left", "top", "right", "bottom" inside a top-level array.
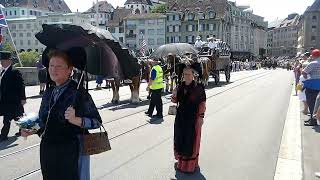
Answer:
[{"left": 145, "top": 60, "right": 164, "bottom": 119}]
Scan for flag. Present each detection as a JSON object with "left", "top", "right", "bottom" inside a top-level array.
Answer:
[
  {"left": 0, "top": 13, "right": 8, "bottom": 28},
  {"left": 140, "top": 35, "right": 147, "bottom": 57}
]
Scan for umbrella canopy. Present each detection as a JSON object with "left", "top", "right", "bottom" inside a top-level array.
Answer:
[
  {"left": 151, "top": 43, "right": 199, "bottom": 59},
  {"left": 36, "top": 24, "right": 139, "bottom": 78}
]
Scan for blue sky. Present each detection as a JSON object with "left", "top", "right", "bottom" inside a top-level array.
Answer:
[{"left": 64, "top": 0, "right": 315, "bottom": 22}]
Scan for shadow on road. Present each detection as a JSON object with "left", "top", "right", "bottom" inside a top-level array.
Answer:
[
  {"left": 173, "top": 168, "right": 206, "bottom": 180},
  {"left": 0, "top": 136, "right": 18, "bottom": 151},
  {"left": 205, "top": 80, "right": 233, "bottom": 90},
  {"left": 98, "top": 99, "right": 150, "bottom": 111},
  {"left": 148, "top": 117, "right": 164, "bottom": 124}
]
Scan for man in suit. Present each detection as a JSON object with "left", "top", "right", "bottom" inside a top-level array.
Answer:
[{"left": 0, "top": 51, "right": 26, "bottom": 142}]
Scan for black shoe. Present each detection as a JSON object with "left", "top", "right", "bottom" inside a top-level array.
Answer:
[
  {"left": 0, "top": 136, "right": 8, "bottom": 142},
  {"left": 304, "top": 120, "right": 318, "bottom": 126},
  {"left": 15, "top": 132, "right": 21, "bottom": 137},
  {"left": 145, "top": 112, "right": 152, "bottom": 117},
  {"left": 153, "top": 115, "right": 163, "bottom": 119}
]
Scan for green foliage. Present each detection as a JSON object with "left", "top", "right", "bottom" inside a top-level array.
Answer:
[
  {"left": 151, "top": 4, "right": 167, "bottom": 13},
  {"left": 19, "top": 50, "right": 40, "bottom": 67},
  {"left": 2, "top": 42, "right": 15, "bottom": 53}
]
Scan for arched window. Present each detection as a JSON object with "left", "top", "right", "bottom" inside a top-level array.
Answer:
[
  {"left": 209, "top": 11, "right": 215, "bottom": 19},
  {"left": 135, "top": 9, "right": 140, "bottom": 14}
]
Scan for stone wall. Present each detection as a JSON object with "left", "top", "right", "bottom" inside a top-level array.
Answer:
[{"left": 16, "top": 67, "right": 39, "bottom": 86}]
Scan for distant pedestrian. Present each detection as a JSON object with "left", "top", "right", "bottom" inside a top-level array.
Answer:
[
  {"left": 36, "top": 60, "right": 47, "bottom": 95},
  {"left": 145, "top": 60, "right": 164, "bottom": 118},
  {"left": 171, "top": 66, "right": 206, "bottom": 173},
  {"left": 0, "top": 51, "right": 26, "bottom": 141}
]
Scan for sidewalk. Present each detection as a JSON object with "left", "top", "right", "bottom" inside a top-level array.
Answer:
[{"left": 301, "top": 100, "right": 320, "bottom": 179}]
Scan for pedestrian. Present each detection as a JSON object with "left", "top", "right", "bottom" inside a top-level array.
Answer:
[
  {"left": 294, "top": 60, "right": 302, "bottom": 96},
  {"left": 96, "top": 75, "right": 104, "bottom": 90},
  {"left": 36, "top": 59, "right": 47, "bottom": 95},
  {"left": 302, "top": 49, "right": 320, "bottom": 126},
  {"left": 145, "top": 60, "right": 164, "bottom": 118},
  {"left": 171, "top": 65, "right": 206, "bottom": 173},
  {"left": 0, "top": 51, "right": 26, "bottom": 141},
  {"left": 21, "top": 49, "right": 102, "bottom": 180}
]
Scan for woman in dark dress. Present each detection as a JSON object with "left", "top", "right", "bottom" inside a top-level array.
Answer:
[
  {"left": 22, "top": 50, "right": 102, "bottom": 180},
  {"left": 171, "top": 66, "right": 206, "bottom": 173}
]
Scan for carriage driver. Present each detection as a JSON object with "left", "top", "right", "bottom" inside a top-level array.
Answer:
[{"left": 208, "top": 37, "right": 217, "bottom": 55}]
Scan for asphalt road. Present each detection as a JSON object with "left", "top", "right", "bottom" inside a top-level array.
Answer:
[{"left": 0, "top": 69, "right": 294, "bottom": 180}]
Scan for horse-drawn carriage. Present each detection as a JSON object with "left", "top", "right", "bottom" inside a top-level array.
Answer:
[{"left": 198, "top": 40, "right": 231, "bottom": 85}]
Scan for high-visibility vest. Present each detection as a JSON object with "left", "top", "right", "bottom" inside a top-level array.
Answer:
[{"left": 150, "top": 65, "right": 164, "bottom": 90}]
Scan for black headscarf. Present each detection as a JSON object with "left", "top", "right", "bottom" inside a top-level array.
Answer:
[{"left": 174, "top": 80, "right": 206, "bottom": 157}]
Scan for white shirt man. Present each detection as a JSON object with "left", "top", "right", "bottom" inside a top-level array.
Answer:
[
  {"left": 194, "top": 40, "right": 203, "bottom": 48},
  {"left": 208, "top": 40, "right": 217, "bottom": 49}
]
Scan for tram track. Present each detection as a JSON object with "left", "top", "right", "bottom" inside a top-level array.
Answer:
[{"left": 6, "top": 71, "right": 271, "bottom": 180}]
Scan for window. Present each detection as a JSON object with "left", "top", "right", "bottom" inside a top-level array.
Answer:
[
  {"left": 14, "top": 11, "right": 17, "bottom": 15},
  {"left": 138, "top": 20, "right": 144, "bottom": 25},
  {"left": 21, "top": 10, "right": 25, "bottom": 15},
  {"left": 176, "top": 25, "right": 180, "bottom": 32},
  {"left": 148, "top": 29, "right": 155, "bottom": 35},
  {"left": 209, "top": 11, "right": 215, "bottom": 19},
  {"left": 148, "top": 20, "right": 155, "bottom": 25},
  {"left": 175, "top": 15, "right": 180, "bottom": 20},
  {"left": 209, "top": 24, "right": 216, "bottom": 31},
  {"left": 198, "top": 13, "right": 205, "bottom": 19},
  {"left": 12, "top": 33, "right": 16, "bottom": 37},
  {"left": 188, "top": 25, "right": 193, "bottom": 32},
  {"left": 139, "top": 29, "right": 145, "bottom": 35},
  {"left": 5, "top": 11, "right": 7, "bottom": 16},
  {"left": 19, "top": 33, "right": 23, "bottom": 37},
  {"left": 26, "top": 24, "right": 31, "bottom": 29},
  {"left": 188, "top": 36, "right": 193, "bottom": 43},
  {"left": 35, "top": 40, "right": 38, "bottom": 45},
  {"left": 30, "top": 10, "right": 32, "bottom": 15},
  {"left": 28, "top": 40, "right": 31, "bottom": 45},
  {"left": 312, "top": 16, "right": 317, "bottom": 21},
  {"left": 119, "top": 37, "right": 124, "bottom": 43},
  {"left": 148, "top": 38, "right": 155, "bottom": 45},
  {"left": 312, "top": 25, "right": 317, "bottom": 33},
  {"left": 188, "top": 14, "right": 194, "bottom": 20},
  {"left": 20, "top": 40, "right": 23, "bottom": 45},
  {"left": 12, "top": 24, "right": 16, "bottom": 30},
  {"left": 235, "top": 26, "right": 239, "bottom": 31},
  {"left": 157, "top": 19, "right": 164, "bottom": 25},
  {"left": 27, "top": 33, "right": 31, "bottom": 37},
  {"left": 9, "top": 11, "right": 12, "bottom": 16}
]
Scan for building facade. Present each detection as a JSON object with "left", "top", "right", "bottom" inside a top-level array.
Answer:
[
  {"left": 83, "top": 1, "right": 114, "bottom": 28},
  {"left": 124, "top": 0, "right": 154, "bottom": 14},
  {"left": 297, "top": 0, "right": 320, "bottom": 54},
  {"left": 166, "top": 0, "right": 232, "bottom": 45},
  {"left": 4, "top": 13, "right": 90, "bottom": 52},
  {"left": 107, "top": 7, "right": 132, "bottom": 43},
  {"left": 229, "top": 2, "right": 267, "bottom": 59},
  {"left": 0, "top": 0, "right": 71, "bottom": 19},
  {"left": 123, "top": 13, "right": 166, "bottom": 53},
  {"left": 268, "top": 13, "right": 300, "bottom": 57}
]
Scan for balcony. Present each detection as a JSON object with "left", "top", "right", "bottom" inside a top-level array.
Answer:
[
  {"left": 126, "top": 34, "right": 137, "bottom": 38},
  {"left": 126, "top": 24, "right": 137, "bottom": 29}
]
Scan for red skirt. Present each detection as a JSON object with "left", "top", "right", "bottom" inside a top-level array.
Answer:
[{"left": 174, "top": 116, "right": 202, "bottom": 173}]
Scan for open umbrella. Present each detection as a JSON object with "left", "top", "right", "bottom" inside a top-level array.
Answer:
[
  {"left": 151, "top": 43, "right": 199, "bottom": 59},
  {"left": 36, "top": 24, "right": 139, "bottom": 79}
]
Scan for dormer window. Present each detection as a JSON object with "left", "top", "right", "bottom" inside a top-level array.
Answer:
[
  {"left": 206, "top": 6, "right": 212, "bottom": 10},
  {"left": 173, "top": 7, "right": 177, "bottom": 11},
  {"left": 195, "top": 7, "right": 200, "bottom": 11},
  {"left": 188, "top": 13, "right": 194, "bottom": 20},
  {"left": 209, "top": 11, "right": 215, "bottom": 19},
  {"left": 198, "top": 12, "right": 205, "bottom": 19}
]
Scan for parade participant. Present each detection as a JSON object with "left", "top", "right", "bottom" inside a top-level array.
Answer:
[
  {"left": 208, "top": 37, "right": 217, "bottom": 55},
  {"left": 0, "top": 51, "right": 26, "bottom": 141},
  {"left": 302, "top": 49, "right": 320, "bottom": 126},
  {"left": 171, "top": 66, "right": 206, "bottom": 173},
  {"left": 145, "top": 60, "right": 164, "bottom": 118},
  {"left": 194, "top": 36, "right": 203, "bottom": 50},
  {"left": 21, "top": 49, "right": 102, "bottom": 180}
]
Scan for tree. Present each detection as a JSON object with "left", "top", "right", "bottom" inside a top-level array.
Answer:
[
  {"left": 18, "top": 50, "right": 40, "bottom": 67},
  {"left": 151, "top": 4, "right": 167, "bottom": 13}
]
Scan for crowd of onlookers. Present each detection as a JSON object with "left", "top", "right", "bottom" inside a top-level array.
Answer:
[{"left": 293, "top": 49, "right": 320, "bottom": 178}]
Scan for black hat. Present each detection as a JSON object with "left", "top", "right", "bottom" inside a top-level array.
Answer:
[{"left": 0, "top": 51, "right": 12, "bottom": 61}]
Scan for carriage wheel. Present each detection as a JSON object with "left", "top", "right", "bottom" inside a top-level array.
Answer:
[
  {"left": 214, "top": 70, "right": 220, "bottom": 85},
  {"left": 225, "top": 67, "right": 231, "bottom": 83}
]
